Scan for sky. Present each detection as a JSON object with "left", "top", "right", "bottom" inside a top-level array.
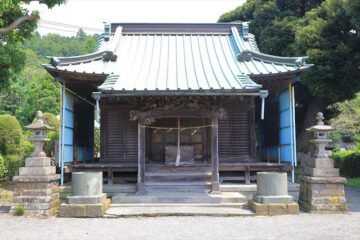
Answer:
[{"left": 25, "top": 0, "right": 246, "bottom": 36}]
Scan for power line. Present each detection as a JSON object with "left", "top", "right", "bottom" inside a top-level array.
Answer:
[
  {"left": 39, "top": 20, "right": 103, "bottom": 32},
  {"left": 38, "top": 25, "right": 91, "bottom": 34}
]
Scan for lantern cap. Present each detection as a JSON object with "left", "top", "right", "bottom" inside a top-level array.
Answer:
[
  {"left": 306, "top": 112, "right": 334, "bottom": 132},
  {"left": 25, "top": 111, "right": 54, "bottom": 130}
]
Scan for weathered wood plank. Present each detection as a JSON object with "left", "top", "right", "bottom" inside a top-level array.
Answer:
[
  {"left": 137, "top": 123, "right": 146, "bottom": 193},
  {"left": 211, "top": 117, "right": 220, "bottom": 192},
  {"left": 249, "top": 96, "right": 257, "bottom": 159}
]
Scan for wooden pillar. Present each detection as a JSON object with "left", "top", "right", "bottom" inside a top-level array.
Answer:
[
  {"left": 137, "top": 123, "right": 146, "bottom": 193},
  {"left": 249, "top": 96, "right": 256, "bottom": 159},
  {"left": 211, "top": 117, "right": 220, "bottom": 193}
]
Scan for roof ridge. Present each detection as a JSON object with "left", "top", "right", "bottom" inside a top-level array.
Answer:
[{"left": 237, "top": 50, "right": 309, "bottom": 67}]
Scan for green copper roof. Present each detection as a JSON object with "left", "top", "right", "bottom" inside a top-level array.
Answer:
[{"left": 44, "top": 23, "right": 312, "bottom": 95}]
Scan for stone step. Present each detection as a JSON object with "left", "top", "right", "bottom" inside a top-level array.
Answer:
[
  {"left": 145, "top": 180, "right": 212, "bottom": 193},
  {"left": 145, "top": 172, "right": 211, "bottom": 182},
  {"left": 112, "top": 192, "right": 247, "bottom": 204},
  {"left": 104, "top": 205, "right": 254, "bottom": 217},
  {"left": 146, "top": 166, "right": 211, "bottom": 173},
  {"left": 110, "top": 203, "right": 248, "bottom": 208},
  {"left": 146, "top": 181, "right": 211, "bottom": 186}
]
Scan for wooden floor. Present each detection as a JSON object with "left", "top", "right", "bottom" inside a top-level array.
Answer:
[{"left": 69, "top": 161, "right": 292, "bottom": 186}]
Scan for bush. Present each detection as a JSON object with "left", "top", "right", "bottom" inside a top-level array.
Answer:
[
  {"left": 0, "top": 114, "right": 23, "bottom": 156},
  {"left": 4, "top": 155, "right": 24, "bottom": 178},
  {"left": 0, "top": 155, "right": 8, "bottom": 181},
  {"left": 42, "top": 112, "right": 59, "bottom": 157},
  {"left": 332, "top": 146, "right": 360, "bottom": 178}
]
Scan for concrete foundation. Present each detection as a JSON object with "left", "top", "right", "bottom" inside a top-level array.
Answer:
[
  {"left": 60, "top": 172, "right": 110, "bottom": 217},
  {"left": 250, "top": 172, "right": 299, "bottom": 215},
  {"left": 59, "top": 199, "right": 111, "bottom": 218},
  {"left": 72, "top": 172, "right": 102, "bottom": 196}
]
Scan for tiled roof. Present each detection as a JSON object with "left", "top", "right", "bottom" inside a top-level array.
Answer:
[{"left": 44, "top": 23, "right": 312, "bottom": 94}]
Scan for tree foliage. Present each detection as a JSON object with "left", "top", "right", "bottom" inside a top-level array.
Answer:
[
  {"left": 219, "top": 0, "right": 360, "bottom": 104},
  {"left": 295, "top": 0, "right": 360, "bottom": 102},
  {"left": 0, "top": 114, "right": 23, "bottom": 156},
  {"left": 0, "top": 0, "right": 65, "bottom": 85},
  {"left": 42, "top": 112, "right": 60, "bottom": 156},
  {"left": 328, "top": 93, "right": 360, "bottom": 141},
  {"left": 0, "top": 31, "right": 98, "bottom": 125}
]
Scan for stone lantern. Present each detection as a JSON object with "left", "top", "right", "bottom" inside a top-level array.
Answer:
[
  {"left": 304, "top": 112, "right": 338, "bottom": 177},
  {"left": 306, "top": 112, "right": 334, "bottom": 158},
  {"left": 10, "top": 110, "right": 60, "bottom": 217},
  {"left": 299, "top": 112, "right": 347, "bottom": 213},
  {"left": 25, "top": 110, "right": 53, "bottom": 158}
]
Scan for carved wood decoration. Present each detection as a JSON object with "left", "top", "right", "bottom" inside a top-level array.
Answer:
[{"left": 128, "top": 97, "right": 228, "bottom": 124}]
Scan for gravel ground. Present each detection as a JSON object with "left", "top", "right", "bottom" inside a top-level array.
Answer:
[
  {"left": 0, "top": 186, "right": 358, "bottom": 240},
  {"left": 0, "top": 213, "right": 359, "bottom": 240}
]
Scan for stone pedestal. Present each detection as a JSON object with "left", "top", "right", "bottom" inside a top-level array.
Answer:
[
  {"left": 299, "top": 157, "right": 347, "bottom": 213},
  {"left": 299, "top": 112, "right": 347, "bottom": 213},
  {"left": 299, "top": 176, "right": 347, "bottom": 213},
  {"left": 60, "top": 172, "right": 110, "bottom": 217},
  {"left": 250, "top": 172, "right": 299, "bottom": 215},
  {"left": 10, "top": 157, "right": 60, "bottom": 216}
]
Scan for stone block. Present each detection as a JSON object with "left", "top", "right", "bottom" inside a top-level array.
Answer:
[
  {"left": 13, "top": 188, "right": 55, "bottom": 197},
  {"left": 254, "top": 195, "right": 293, "bottom": 204},
  {"left": 59, "top": 200, "right": 110, "bottom": 218},
  {"left": 303, "top": 167, "right": 339, "bottom": 177},
  {"left": 299, "top": 175, "right": 346, "bottom": 184},
  {"left": 13, "top": 178, "right": 59, "bottom": 188},
  {"left": 25, "top": 157, "right": 51, "bottom": 167},
  {"left": 13, "top": 194, "right": 57, "bottom": 204},
  {"left": 299, "top": 177, "right": 348, "bottom": 213},
  {"left": 287, "top": 203, "right": 299, "bottom": 215},
  {"left": 306, "top": 158, "right": 334, "bottom": 168},
  {"left": 59, "top": 204, "right": 87, "bottom": 217},
  {"left": 249, "top": 200, "right": 268, "bottom": 215},
  {"left": 249, "top": 201, "right": 299, "bottom": 216},
  {"left": 86, "top": 204, "right": 104, "bottom": 217},
  {"left": 268, "top": 204, "right": 288, "bottom": 216},
  {"left": 67, "top": 193, "right": 106, "bottom": 204},
  {"left": 19, "top": 166, "right": 56, "bottom": 176},
  {"left": 11, "top": 173, "right": 60, "bottom": 217},
  {"left": 103, "top": 198, "right": 111, "bottom": 212}
]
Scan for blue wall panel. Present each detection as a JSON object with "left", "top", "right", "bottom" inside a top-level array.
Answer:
[
  {"left": 64, "top": 111, "right": 74, "bottom": 128},
  {"left": 279, "top": 90, "right": 293, "bottom": 163},
  {"left": 279, "top": 111, "right": 290, "bottom": 128},
  {"left": 77, "top": 146, "right": 84, "bottom": 162},
  {"left": 280, "top": 145, "right": 292, "bottom": 162},
  {"left": 63, "top": 90, "right": 74, "bottom": 164},
  {"left": 280, "top": 127, "right": 292, "bottom": 144}
]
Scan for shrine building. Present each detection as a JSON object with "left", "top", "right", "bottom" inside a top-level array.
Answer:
[{"left": 44, "top": 23, "right": 311, "bottom": 193}]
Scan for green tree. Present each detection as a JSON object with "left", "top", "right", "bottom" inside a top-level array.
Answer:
[
  {"left": 42, "top": 112, "right": 60, "bottom": 157},
  {"left": 0, "top": 0, "right": 65, "bottom": 86},
  {"left": 328, "top": 93, "right": 360, "bottom": 141},
  {"left": 219, "top": 0, "right": 360, "bottom": 150},
  {"left": 0, "top": 31, "right": 98, "bottom": 125}
]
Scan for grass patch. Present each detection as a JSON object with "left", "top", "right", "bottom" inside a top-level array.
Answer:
[
  {"left": 14, "top": 204, "right": 25, "bottom": 216},
  {"left": 346, "top": 178, "right": 360, "bottom": 187}
]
